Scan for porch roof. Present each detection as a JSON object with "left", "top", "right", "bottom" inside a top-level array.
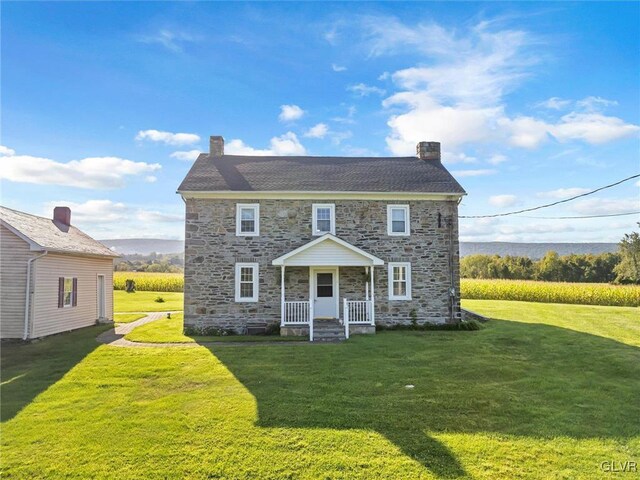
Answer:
[{"left": 272, "top": 234, "right": 384, "bottom": 267}]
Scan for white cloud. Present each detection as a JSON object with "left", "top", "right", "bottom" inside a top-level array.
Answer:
[
  {"left": 135, "top": 210, "right": 183, "bottom": 223},
  {"left": 571, "top": 197, "right": 640, "bottom": 215},
  {"left": 331, "top": 63, "right": 347, "bottom": 72},
  {"left": 278, "top": 104, "right": 305, "bottom": 122},
  {"left": 1, "top": 150, "right": 161, "bottom": 189},
  {"left": 576, "top": 96, "right": 618, "bottom": 112},
  {"left": 363, "top": 17, "right": 639, "bottom": 154},
  {"left": 226, "top": 132, "right": 307, "bottom": 156},
  {"left": 551, "top": 112, "right": 639, "bottom": 144},
  {"left": 170, "top": 149, "right": 201, "bottom": 161},
  {"left": 450, "top": 169, "right": 497, "bottom": 177},
  {"left": 348, "top": 83, "right": 386, "bottom": 97},
  {"left": 489, "top": 194, "right": 519, "bottom": 208},
  {"left": 536, "top": 97, "right": 571, "bottom": 110},
  {"left": 135, "top": 129, "right": 200, "bottom": 145},
  {"left": 332, "top": 105, "right": 357, "bottom": 124},
  {"left": 44, "top": 200, "right": 128, "bottom": 224},
  {"left": 487, "top": 154, "right": 508, "bottom": 165},
  {"left": 304, "top": 123, "right": 329, "bottom": 139},
  {"left": 136, "top": 29, "right": 200, "bottom": 53},
  {"left": 145, "top": 176, "right": 158, "bottom": 183},
  {"left": 537, "top": 187, "right": 590, "bottom": 199},
  {"left": 442, "top": 151, "right": 477, "bottom": 164},
  {"left": 0, "top": 145, "right": 15, "bottom": 156}
]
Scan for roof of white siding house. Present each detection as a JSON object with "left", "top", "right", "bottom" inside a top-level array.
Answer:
[
  {"left": 178, "top": 137, "right": 466, "bottom": 195},
  {"left": 0, "top": 206, "right": 119, "bottom": 258}
]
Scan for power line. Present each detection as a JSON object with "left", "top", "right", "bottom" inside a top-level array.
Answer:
[
  {"left": 520, "top": 211, "right": 640, "bottom": 220},
  {"left": 460, "top": 173, "right": 640, "bottom": 219}
]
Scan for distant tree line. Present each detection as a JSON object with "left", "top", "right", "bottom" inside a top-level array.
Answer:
[
  {"left": 461, "top": 225, "right": 640, "bottom": 284},
  {"left": 114, "top": 252, "right": 184, "bottom": 273}
]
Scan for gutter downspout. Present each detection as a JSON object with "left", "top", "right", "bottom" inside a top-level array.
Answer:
[{"left": 23, "top": 251, "right": 48, "bottom": 340}]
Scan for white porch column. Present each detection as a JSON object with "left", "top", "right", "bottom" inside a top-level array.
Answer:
[
  {"left": 370, "top": 266, "right": 375, "bottom": 325},
  {"left": 365, "top": 266, "right": 370, "bottom": 301},
  {"left": 280, "top": 265, "right": 285, "bottom": 326}
]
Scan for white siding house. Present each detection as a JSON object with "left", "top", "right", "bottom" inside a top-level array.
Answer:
[{"left": 0, "top": 206, "right": 118, "bottom": 340}]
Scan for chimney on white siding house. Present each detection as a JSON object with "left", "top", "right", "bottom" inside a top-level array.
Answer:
[
  {"left": 416, "top": 141, "right": 441, "bottom": 161},
  {"left": 53, "top": 206, "right": 71, "bottom": 226},
  {"left": 210, "top": 136, "right": 224, "bottom": 157}
]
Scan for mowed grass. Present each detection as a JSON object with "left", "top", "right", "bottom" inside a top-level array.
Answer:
[
  {"left": 113, "top": 313, "right": 146, "bottom": 324},
  {"left": 463, "top": 299, "right": 640, "bottom": 347},
  {"left": 114, "top": 290, "right": 183, "bottom": 313},
  {"left": 2, "top": 301, "right": 639, "bottom": 479},
  {"left": 462, "top": 278, "right": 640, "bottom": 307},
  {"left": 124, "top": 313, "right": 306, "bottom": 343},
  {"left": 113, "top": 271, "right": 183, "bottom": 292}
]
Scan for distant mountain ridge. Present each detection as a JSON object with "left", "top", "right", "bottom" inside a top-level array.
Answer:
[
  {"left": 460, "top": 242, "right": 617, "bottom": 259},
  {"left": 100, "top": 238, "right": 619, "bottom": 259}
]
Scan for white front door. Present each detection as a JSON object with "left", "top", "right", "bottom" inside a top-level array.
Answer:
[
  {"left": 313, "top": 269, "right": 338, "bottom": 319},
  {"left": 97, "top": 275, "right": 105, "bottom": 318}
]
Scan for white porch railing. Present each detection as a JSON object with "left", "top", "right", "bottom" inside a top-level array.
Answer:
[
  {"left": 343, "top": 299, "right": 373, "bottom": 339},
  {"left": 283, "top": 301, "right": 310, "bottom": 325}
]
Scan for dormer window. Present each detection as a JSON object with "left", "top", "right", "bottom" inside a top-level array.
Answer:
[
  {"left": 312, "top": 204, "right": 335, "bottom": 235},
  {"left": 236, "top": 204, "right": 260, "bottom": 236},
  {"left": 387, "top": 205, "right": 410, "bottom": 236}
]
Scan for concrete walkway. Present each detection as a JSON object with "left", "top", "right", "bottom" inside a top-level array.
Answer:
[{"left": 96, "top": 313, "right": 313, "bottom": 348}]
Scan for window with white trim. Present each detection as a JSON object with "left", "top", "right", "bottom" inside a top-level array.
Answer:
[
  {"left": 236, "top": 204, "right": 260, "bottom": 236},
  {"left": 388, "top": 262, "right": 412, "bottom": 300},
  {"left": 312, "top": 204, "right": 335, "bottom": 235},
  {"left": 235, "top": 263, "right": 259, "bottom": 302},
  {"left": 387, "top": 205, "right": 410, "bottom": 236},
  {"left": 63, "top": 278, "right": 73, "bottom": 307}
]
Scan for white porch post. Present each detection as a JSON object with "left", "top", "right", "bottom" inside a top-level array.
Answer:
[
  {"left": 370, "top": 266, "right": 375, "bottom": 325},
  {"left": 365, "top": 266, "right": 370, "bottom": 301},
  {"left": 280, "top": 265, "right": 285, "bottom": 327}
]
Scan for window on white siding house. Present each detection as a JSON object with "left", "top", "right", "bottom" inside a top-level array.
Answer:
[
  {"left": 388, "top": 263, "right": 411, "bottom": 300},
  {"left": 387, "top": 205, "right": 410, "bottom": 236},
  {"left": 235, "top": 263, "right": 259, "bottom": 302},
  {"left": 236, "top": 204, "right": 260, "bottom": 236},
  {"left": 58, "top": 276, "right": 77, "bottom": 308},
  {"left": 312, "top": 204, "right": 335, "bottom": 235}
]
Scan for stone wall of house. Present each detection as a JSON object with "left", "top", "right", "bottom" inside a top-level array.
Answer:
[{"left": 184, "top": 198, "right": 461, "bottom": 333}]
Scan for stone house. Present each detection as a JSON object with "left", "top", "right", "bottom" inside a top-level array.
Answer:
[
  {"left": 0, "top": 206, "right": 117, "bottom": 340},
  {"left": 177, "top": 136, "right": 466, "bottom": 341}
]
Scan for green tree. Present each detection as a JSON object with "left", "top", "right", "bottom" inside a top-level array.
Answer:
[{"left": 614, "top": 224, "right": 640, "bottom": 284}]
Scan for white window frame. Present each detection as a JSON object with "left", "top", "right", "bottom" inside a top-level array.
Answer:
[
  {"left": 236, "top": 204, "right": 260, "bottom": 236},
  {"left": 235, "top": 263, "right": 259, "bottom": 302},
  {"left": 387, "top": 205, "right": 410, "bottom": 236},
  {"left": 312, "top": 203, "right": 335, "bottom": 236},
  {"left": 388, "top": 262, "right": 412, "bottom": 300},
  {"left": 63, "top": 277, "right": 73, "bottom": 307}
]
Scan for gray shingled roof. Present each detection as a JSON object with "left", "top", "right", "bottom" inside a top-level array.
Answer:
[
  {"left": 0, "top": 206, "right": 119, "bottom": 258},
  {"left": 178, "top": 154, "right": 466, "bottom": 194}
]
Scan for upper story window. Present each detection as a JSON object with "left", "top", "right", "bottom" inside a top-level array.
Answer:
[
  {"left": 388, "top": 262, "right": 412, "bottom": 300},
  {"left": 235, "top": 263, "right": 259, "bottom": 302},
  {"left": 387, "top": 205, "right": 410, "bottom": 236},
  {"left": 236, "top": 204, "right": 260, "bottom": 236},
  {"left": 312, "top": 204, "right": 335, "bottom": 235}
]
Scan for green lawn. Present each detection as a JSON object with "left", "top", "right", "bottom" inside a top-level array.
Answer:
[
  {"left": 463, "top": 299, "right": 640, "bottom": 347},
  {"left": 2, "top": 301, "right": 639, "bottom": 478},
  {"left": 113, "top": 313, "right": 146, "bottom": 324},
  {"left": 114, "top": 290, "right": 183, "bottom": 313},
  {"left": 125, "top": 313, "right": 306, "bottom": 343}
]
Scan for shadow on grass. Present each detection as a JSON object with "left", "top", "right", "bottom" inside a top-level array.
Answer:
[
  {"left": 210, "top": 320, "right": 640, "bottom": 478},
  {"left": 1, "top": 325, "right": 108, "bottom": 422}
]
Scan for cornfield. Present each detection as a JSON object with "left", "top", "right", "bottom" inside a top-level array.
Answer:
[
  {"left": 114, "top": 272, "right": 184, "bottom": 292},
  {"left": 461, "top": 279, "right": 640, "bottom": 307}
]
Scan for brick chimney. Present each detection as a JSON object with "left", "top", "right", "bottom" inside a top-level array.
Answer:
[
  {"left": 416, "top": 141, "right": 441, "bottom": 161},
  {"left": 53, "top": 206, "right": 71, "bottom": 226},
  {"left": 210, "top": 136, "right": 224, "bottom": 157}
]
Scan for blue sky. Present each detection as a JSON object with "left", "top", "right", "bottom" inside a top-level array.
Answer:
[{"left": 2, "top": 1, "right": 639, "bottom": 242}]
